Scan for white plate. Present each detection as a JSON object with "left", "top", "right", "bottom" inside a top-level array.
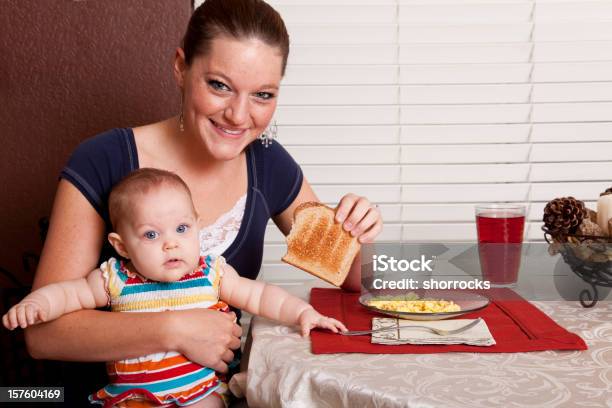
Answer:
[{"left": 359, "top": 290, "right": 490, "bottom": 321}]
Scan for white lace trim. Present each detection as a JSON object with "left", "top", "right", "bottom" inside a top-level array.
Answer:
[{"left": 199, "top": 193, "right": 247, "bottom": 257}]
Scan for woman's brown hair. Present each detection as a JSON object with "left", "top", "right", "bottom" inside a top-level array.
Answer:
[{"left": 183, "top": 0, "right": 290, "bottom": 75}]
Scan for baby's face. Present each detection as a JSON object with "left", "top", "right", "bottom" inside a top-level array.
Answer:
[{"left": 119, "top": 186, "right": 200, "bottom": 282}]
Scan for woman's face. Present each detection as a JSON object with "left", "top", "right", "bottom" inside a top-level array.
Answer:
[{"left": 177, "top": 36, "right": 284, "bottom": 161}]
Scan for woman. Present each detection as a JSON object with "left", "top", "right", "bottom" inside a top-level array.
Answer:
[{"left": 25, "top": 0, "right": 382, "bottom": 400}]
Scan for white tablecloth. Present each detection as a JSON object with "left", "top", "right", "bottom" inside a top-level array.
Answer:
[{"left": 244, "top": 284, "right": 612, "bottom": 408}]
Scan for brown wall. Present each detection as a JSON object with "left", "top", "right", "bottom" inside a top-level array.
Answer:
[{"left": 0, "top": 0, "right": 192, "bottom": 286}]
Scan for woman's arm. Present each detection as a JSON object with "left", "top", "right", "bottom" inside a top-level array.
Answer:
[
  {"left": 24, "top": 180, "right": 241, "bottom": 372},
  {"left": 272, "top": 178, "right": 382, "bottom": 292}
]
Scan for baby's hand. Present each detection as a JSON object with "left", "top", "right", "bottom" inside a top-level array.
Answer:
[
  {"left": 298, "top": 308, "right": 347, "bottom": 337},
  {"left": 2, "top": 300, "right": 48, "bottom": 330}
]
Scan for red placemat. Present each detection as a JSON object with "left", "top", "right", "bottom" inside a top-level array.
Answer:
[{"left": 310, "top": 288, "right": 587, "bottom": 354}]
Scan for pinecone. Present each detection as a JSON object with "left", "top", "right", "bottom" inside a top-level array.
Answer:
[
  {"left": 578, "top": 217, "right": 604, "bottom": 237},
  {"left": 543, "top": 197, "right": 587, "bottom": 241},
  {"left": 587, "top": 208, "right": 598, "bottom": 223},
  {"left": 600, "top": 187, "right": 612, "bottom": 196},
  {"left": 577, "top": 218, "right": 606, "bottom": 246}
]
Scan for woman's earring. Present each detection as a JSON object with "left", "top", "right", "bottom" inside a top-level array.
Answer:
[
  {"left": 259, "top": 120, "right": 277, "bottom": 148},
  {"left": 179, "top": 95, "right": 185, "bottom": 132}
]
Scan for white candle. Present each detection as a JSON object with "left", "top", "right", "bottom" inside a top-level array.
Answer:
[{"left": 596, "top": 194, "right": 612, "bottom": 235}]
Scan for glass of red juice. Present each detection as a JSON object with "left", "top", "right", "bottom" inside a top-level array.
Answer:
[{"left": 475, "top": 204, "right": 526, "bottom": 287}]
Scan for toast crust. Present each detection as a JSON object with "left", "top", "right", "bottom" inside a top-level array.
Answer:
[{"left": 282, "top": 202, "right": 361, "bottom": 286}]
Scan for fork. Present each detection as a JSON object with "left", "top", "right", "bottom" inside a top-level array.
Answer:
[{"left": 339, "top": 317, "right": 483, "bottom": 336}]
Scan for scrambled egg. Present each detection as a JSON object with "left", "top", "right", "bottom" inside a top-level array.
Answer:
[{"left": 368, "top": 298, "right": 461, "bottom": 313}]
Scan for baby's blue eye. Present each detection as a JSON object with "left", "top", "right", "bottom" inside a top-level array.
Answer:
[
  {"left": 176, "top": 224, "right": 189, "bottom": 234},
  {"left": 144, "top": 231, "right": 158, "bottom": 240}
]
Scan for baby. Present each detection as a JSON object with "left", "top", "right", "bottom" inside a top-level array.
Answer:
[{"left": 3, "top": 168, "right": 346, "bottom": 408}]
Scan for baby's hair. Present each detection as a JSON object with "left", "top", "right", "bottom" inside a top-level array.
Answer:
[{"left": 108, "top": 168, "right": 195, "bottom": 231}]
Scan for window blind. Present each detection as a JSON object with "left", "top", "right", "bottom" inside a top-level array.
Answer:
[{"left": 196, "top": 0, "right": 612, "bottom": 283}]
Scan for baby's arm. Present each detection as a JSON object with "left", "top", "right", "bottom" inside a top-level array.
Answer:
[
  {"left": 219, "top": 263, "right": 346, "bottom": 336},
  {"left": 2, "top": 269, "right": 109, "bottom": 330}
]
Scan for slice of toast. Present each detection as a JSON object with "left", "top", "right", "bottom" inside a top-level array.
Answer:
[{"left": 282, "top": 202, "right": 361, "bottom": 286}]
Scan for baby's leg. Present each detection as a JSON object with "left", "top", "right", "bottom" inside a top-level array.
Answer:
[
  {"left": 114, "top": 396, "right": 224, "bottom": 408},
  {"left": 115, "top": 401, "right": 158, "bottom": 407},
  {"left": 187, "top": 394, "right": 225, "bottom": 408}
]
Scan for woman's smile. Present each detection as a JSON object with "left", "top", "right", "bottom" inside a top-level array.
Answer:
[{"left": 209, "top": 119, "right": 248, "bottom": 139}]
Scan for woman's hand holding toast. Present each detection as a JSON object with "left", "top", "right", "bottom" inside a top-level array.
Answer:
[{"left": 335, "top": 194, "right": 383, "bottom": 244}]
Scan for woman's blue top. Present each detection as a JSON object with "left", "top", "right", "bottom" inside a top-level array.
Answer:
[{"left": 60, "top": 128, "right": 303, "bottom": 281}]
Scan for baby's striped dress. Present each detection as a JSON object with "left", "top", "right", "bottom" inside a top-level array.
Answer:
[{"left": 89, "top": 255, "right": 229, "bottom": 407}]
